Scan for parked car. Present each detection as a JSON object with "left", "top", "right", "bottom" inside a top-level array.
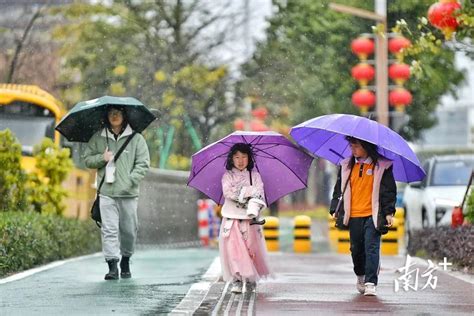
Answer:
[{"left": 402, "top": 154, "right": 474, "bottom": 243}]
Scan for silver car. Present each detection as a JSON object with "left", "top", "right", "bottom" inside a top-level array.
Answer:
[{"left": 402, "top": 154, "right": 474, "bottom": 239}]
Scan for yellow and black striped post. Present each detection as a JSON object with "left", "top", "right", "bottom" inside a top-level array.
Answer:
[
  {"left": 381, "top": 220, "right": 399, "bottom": 255},
  {"left": 293, "top": 215, "right": 311, "bottom": 253},
  {"left": 328, "top": 214, "right": 338, "bottom": 250},
  {"left": 264, "top": 216, "right": 279, "bottom": 252},
  {"left": 395, "top": 207, "right": 405, "bottom": 246},
  {"left": 337, "top": 228, "right": 351, "bottom": 254}
]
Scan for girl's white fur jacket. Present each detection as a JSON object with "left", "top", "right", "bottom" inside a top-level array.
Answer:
[{"left": 221, "top": 168, "right": 266, "bottom": 219}]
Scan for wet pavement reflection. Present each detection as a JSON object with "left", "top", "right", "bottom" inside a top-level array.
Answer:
[{"left": 0, "top": 247, "right": 217, "bottom": 315}]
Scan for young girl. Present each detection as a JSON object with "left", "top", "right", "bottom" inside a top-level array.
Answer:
[
  {"left": 219, "top": 143, "right": 271, "bottom": 293},
  {"left": 330, "top": 136, "right": 396, "bottom": 296}
]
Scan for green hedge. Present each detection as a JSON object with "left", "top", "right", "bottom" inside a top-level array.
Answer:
[
  {"left": 0, "top": 211, "right": 101, "bottom": 277},
  {"left": 408, "top": 225, "right": 474, "bottom": 270}
]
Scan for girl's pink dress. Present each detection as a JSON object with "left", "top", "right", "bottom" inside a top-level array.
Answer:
[
  {"left": 219, "top": 218, "right": 271, "bottom": 282},
  {"left": 219, "top": 168, "right": 271, "bottom": 282}
]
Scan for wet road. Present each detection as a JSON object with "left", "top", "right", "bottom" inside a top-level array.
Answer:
[
  {"left": 2, "top": 219, "right": 473, "bottom": 315},
  {"left": 256, "top": 253, "right": 474, "bottom": 315},
  {"left": 192, "top": 252, "right": 474, "bottom": 315},
  {"left": 0, "top": 247, "right": 217, "bottom": 315}
]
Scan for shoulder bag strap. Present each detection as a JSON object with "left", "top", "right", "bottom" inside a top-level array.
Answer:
[
  {"left": 97, "top": 132, "right": 137, "bottom": 194},
  {"left": 113, "top": 131, "right": 137, "bottom": 162},
  {"left": 335, "top": 165, "right": 353, "bottom": 217}
]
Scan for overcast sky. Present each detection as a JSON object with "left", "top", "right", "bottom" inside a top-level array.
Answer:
[{"left": 201, "top": 0, "right": 274, "bottom": 73}]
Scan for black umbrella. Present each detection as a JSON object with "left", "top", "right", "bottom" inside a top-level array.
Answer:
[{"left": 55, "top": 96, "right": 156, "bottom": 142}]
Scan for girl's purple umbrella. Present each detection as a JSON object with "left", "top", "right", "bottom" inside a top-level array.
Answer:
[
  {"left": 187, "top": 131, "right": 314, "bottom": 205},
  {"left": 290, "top": 114, "right": 425, "bottom": 183}
]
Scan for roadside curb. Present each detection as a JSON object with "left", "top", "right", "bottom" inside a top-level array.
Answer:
[
  {"left": 171, "top": 256, "right": 221, "bottom": 315},
  {"left": 0, "top": 252, "right": 102, "bottom": 285}
]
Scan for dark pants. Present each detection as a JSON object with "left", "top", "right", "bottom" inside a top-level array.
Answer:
[{"left": 349, "top": 216, "right": 381, "bottom": 285}]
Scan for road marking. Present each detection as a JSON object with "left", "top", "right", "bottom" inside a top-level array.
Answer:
[
  {"left": 224, "top": 293, "right": 236, "bottom": 316},
  {"left": 171, "top": 256, "right": 221, "bottom": 314},
  {"left": 248, "top": 292, "right": 256, "bottom": 316},
  {"left": 212, "top": 281, "right": 230, "bottom": 316},
  {"left": 0, "top": 252, "right": 101, "bottom": 284},
  {"left": 236, "top": 291, "right": 245, "bottom": 314}
]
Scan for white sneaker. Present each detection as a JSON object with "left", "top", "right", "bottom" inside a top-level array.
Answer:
[
  {"left": 248, "top": 281, "right": 257, "bottom": 293},
  {"left": 364, "top": 282, "right": 376, "bottom": 296},
  {"left": 242, "top": 281, "right": 257, "bottom": 293},
  {"left": 231, "top": 280, "right": 243, "bottom": 293},
  {"left": 356, "top": 275, "right": 365, "bottom": 294}
]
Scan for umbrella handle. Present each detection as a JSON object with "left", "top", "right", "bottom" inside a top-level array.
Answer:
[{"left": 460, "top": 171, "right": 474, "bottom": 209}]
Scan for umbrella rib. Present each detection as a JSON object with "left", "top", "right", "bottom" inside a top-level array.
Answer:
[
  {"left": 255, "top": 147, "right": 309, "bottom": 189},
  {"left": 293, "top": 127, "right": 320, "bottom": 144},
  {"left": 187, "top": 152, "right": 228, "bottom": 184},
  {"left": 253, "top": 163, "right": 269, "bottom": 206},
  {"left": 329, "top": 148, "right": 344, "bottom": 159},
  {"left": 314, "top": 130, "right": 346, "bottom": 162}
]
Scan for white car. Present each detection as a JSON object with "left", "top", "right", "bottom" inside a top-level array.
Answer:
[{"left": 402, "top": 155, "right": 474, "bottom": 242}]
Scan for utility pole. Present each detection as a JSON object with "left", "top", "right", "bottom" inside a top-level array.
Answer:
[
  {"left": 374, "top": 0, "right": 389, "bottom": 126},
  {"left": 329, "top": 1, "right": 389, "bottom": 126}
]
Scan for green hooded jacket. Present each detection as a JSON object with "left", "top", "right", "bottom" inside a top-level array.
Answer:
[{"left": 83, "top": 125, "right": 150, "bottom": 197}]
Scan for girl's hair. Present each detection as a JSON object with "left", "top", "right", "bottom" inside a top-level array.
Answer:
[
  {"left": 225, "top": 143, "right": 255, "bottom": 171},
  {"left": 104, "top": 105, "right": 128, "bottom": 128},
  {"left": 345, "top": 136, "right": 380, "bottom": 169}
]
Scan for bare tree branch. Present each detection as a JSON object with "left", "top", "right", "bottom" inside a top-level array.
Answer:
[
  {"left": 7, "top": 5, "right": 44, "bottom": 83},
  {"left": 155, "top": 0, "right": 175, "bottom": 29},
  {"left": 180, "top": 0, "right": 200, "bottom": 24}
]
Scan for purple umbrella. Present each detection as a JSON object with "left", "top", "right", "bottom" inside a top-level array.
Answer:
[
  {"left": 290, "top": 114, "right": 425, "bottom": 183},
  {"left": 187, "top": 131, "right": 313, "bottom": 205}
]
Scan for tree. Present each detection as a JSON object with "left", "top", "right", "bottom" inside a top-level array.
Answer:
[
  {"left": 27, "top": 138, "right": 73, "bottom": 215},
  {"left": 241, "top": 0, "right": 465, "bottom": 141},
  {"left": 52, "top": 0, "right": 243, "bottom": 163},
  {"left": 0, "top": 3, "right": 64, "bottom": 94},
  {"left": 0, "top": 130, "right": 28, "bottom": 212}
]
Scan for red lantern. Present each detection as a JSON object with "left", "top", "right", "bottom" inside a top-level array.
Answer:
[
  {"left": 388, "top": 36, "right": 411, "bottom": 61},
  {"left": 250, "top": 119, "right": 269, "bottom": 132},
  {"left": 351, "top": 37, "right": 375, "bottom": 61},
  {"left": 352, "top": 89, "right": 376, "bottom": 114},
  {"left": 389, "top": 88, "right": 412, "bottom": 112},
  {"left": 351, "top": 63, "right": 375, "bottom": 87},
  {"left": 428, "top": 0, "right": 461, "bottom": 40},
  {"left": 389, "top": 63, "right": 411, "bottom": 85},
  {"left": 251, "top": 107, "right": 268, "bottom": 120},
  {"left": 234, "top": 118, "right": 245, "bottom": 130}
]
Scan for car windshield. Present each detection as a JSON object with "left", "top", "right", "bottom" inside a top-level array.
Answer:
[
  {"left": 431, "top": 158, "right": 474, "bottom": 186},
  {"left": 0, "top": 116, "right": 55, "bottom": 156}
]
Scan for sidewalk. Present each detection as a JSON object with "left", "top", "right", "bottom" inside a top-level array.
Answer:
[
  {"left": 0, "top": 248, "right": 218, "bottom": 315},
  {"left": 185, "top": 252, "right": 474, "bottom": 315}
]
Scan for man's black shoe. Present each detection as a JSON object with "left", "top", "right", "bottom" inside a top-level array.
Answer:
[
  {"left": 120, "top": 256, "right": 131, "bottom": 279},
  {"left": 104, "top": 259, "right": 119, "bottom": 280}
]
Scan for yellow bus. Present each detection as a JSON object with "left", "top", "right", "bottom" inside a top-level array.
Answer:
[{"left": 0, "top": 83, "right": 95, "bottom": 219}]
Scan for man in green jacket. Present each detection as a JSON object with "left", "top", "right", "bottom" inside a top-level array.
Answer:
[{"left": 83, "top": 106, "right": 150, "bottom": 280}]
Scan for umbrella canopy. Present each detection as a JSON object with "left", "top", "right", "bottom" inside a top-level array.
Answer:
[
  {"left": 55, "top": 96, "right": 156, "bottom": 142},
  {"left": 290, "top": 114, "right": 425, "bottom": 183},
  {"left": 188, "top": 131, "right": 314, "bottom": 206}
]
